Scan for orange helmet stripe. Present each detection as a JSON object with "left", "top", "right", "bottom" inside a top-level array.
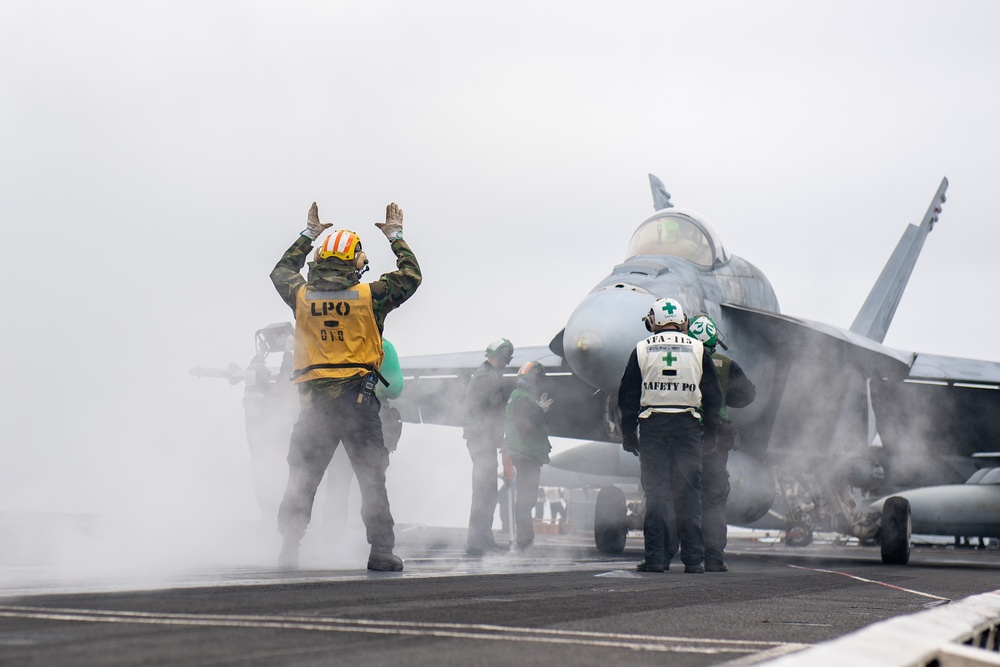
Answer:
[
  {"left": 333, "top": 230, "right": 350, "bottom": 255},
  {"left": 317, "top": 230, "right": 360, "bottom": 261}
]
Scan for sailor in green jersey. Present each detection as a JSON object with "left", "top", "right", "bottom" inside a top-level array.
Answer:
[{"left": 504, "top": 361, "right": 554, "bottom": 550}]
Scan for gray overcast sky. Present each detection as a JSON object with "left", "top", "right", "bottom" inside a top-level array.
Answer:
[{"left": 1, "top": 1, "right": 998, "bottom": 538}]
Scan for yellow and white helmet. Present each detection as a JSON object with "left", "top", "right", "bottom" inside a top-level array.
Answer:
[{"left": 315, "top": 230, "right": 363, "bottom": 263}]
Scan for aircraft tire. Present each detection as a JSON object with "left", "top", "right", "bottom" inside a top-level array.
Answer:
[
  {"left": 784, "top": 521, "right": 813, "bottom": 547},
  {"left": 880, "top": 496, "right": 911, "bottom": 565},
  {"left": 594, "top": 486, "right": 628, "bottom": 554}
]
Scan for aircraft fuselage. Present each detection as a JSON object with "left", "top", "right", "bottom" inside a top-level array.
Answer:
[{"left": 561, "top": 207, "right": 779, "bottom": 398}]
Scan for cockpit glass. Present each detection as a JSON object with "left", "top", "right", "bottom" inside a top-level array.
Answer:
[{"left": 625, "top": 212, "right": 722, "bottom": 266}]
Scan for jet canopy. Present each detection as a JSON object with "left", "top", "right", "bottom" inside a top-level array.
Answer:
[{"left": 625, "top": 209, "right": 729, "bottom": 267}]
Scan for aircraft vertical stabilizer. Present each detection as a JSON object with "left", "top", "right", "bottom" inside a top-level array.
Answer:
[
  {"left": 648, "top": 174, "right": 673, "bottom": 211},
  {"left": 850, "top": 177, "right": 948, "bottom": 343}
]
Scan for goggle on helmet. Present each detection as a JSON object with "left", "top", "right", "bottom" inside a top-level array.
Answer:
[
  {"left": 315, "top": 230, "right": 363, "bottom": 263},
  {"left": 486, "top": 338, "right": 514, "bottom": 359}
]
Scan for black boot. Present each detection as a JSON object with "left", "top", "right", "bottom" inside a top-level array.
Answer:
[{"left": 368, "top": 549, "right": 403, "bottom": 572}]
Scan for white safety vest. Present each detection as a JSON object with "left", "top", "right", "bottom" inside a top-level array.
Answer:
[{"left": 636, "top": 331, "right": 705, "bottom": 420}]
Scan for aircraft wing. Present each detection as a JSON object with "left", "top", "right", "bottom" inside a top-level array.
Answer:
[
  {"left": 870, "top": 351, "right": 1000, "bottom": 485},
  {"left": 907, "top": 352, "right": 1000, "bottom": 384},
  {"left": 721, "top": 304, "right": 1000, "bottom": 486},
  {"left": 394, "top": 344, "right": 610, "bottom": 441},
  {"left": 720, "top": 304, "right": 912, "bottom": 464}
]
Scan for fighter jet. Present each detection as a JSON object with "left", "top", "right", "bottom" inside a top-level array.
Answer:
[{"left": 393, "top": 174, "right": 1000, "bottom": 565}]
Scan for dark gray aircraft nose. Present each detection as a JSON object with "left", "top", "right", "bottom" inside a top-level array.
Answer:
[{"left": 562, "top": 288, "right": 655, "bottom": 394}]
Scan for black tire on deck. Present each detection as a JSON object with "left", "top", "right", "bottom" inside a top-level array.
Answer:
[
  {"left": 784, "top": 521, "right": 813, "bottom": 547},
  {"left": 594, "top": 486, "right": 628, "bottom": 554},
  {"left": 880, "top": 496, "right": 911, "bottom": 565}
]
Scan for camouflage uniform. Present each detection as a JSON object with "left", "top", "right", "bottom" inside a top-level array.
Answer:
[{"left": 271, "top": 234, "right": 421, "bottom": 554}]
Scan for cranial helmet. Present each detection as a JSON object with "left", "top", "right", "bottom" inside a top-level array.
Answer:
[
  {"left": 688, "top": 315, "right": 718, "bottom": 348},
  {"left": 315, "top": 230, "right": 363, "bottom": 263},
  {"left": 486, "top": 338, "right": 514, "bottom": 360},
  {"left": 517, "top": 361, "right": 546, "bottom": 382},
  {"left": 658, "top": 219, "right": 680, "bottom": 242},
  {"left": 644, "top": 297, "right": 686, "bottom": 331}
]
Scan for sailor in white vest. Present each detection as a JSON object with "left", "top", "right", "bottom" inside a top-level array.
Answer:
[{"left": 618, "top": 297, "right": 722, "bottom": 573}]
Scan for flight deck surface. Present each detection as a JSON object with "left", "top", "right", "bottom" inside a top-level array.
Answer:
[{"left": 1, "top": 526, "right": 997, "bottom": 666}]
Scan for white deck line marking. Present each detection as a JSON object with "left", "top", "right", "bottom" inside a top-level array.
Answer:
[
  {"left": 0, "top": 605, "right": 807, "bottom": 655},
  {"left": 787, "top": 564, "right": 951, "bottom": 601}
]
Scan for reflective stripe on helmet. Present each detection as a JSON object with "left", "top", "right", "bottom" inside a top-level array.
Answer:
[
  {"left": 517, "top": 361, "right": 545, "bottom": 378},
  {"left": 316, "top": 230, "right": 362, "bottom": 262}
]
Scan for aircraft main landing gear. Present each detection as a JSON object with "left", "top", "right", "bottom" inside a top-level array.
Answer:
[
  {"left": 880, "top": 496, "right": 911, "bottom": 565},
  {"left": 594, "top": 486, "right": 628, "bottom": 554}
]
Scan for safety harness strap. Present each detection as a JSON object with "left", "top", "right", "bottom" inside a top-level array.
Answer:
[{"left": 292, "top": 363, "right": 389, "bottom": 387}]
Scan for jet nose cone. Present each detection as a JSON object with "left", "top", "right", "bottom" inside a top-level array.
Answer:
[{"left": 563, "top": 289, "right": 655, "bottom": 393}]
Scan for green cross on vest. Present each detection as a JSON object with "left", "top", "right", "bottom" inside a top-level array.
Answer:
[{"left": 662, "top": 352, "right": 677, "bottom": 366}]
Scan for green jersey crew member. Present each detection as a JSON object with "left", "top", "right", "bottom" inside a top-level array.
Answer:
[
  {"left": 270, "top": 201, "right": 421, "bottom": 572},
  {"left": 504, "top": 361, "right": 554, "bottom": 550},
  {"left": 687, "top": 315, "right": 755, "bottom": 572}
]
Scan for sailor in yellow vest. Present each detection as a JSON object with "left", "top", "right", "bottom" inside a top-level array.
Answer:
[
  {"left": 270, "top": 202, "right": 421, "bottom": 571},
  {"left": 618, "top": 297, "right": 722, "bottom": 573}
]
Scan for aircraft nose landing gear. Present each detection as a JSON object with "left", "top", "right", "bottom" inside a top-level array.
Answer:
[{"left": 784, "top": 521, "right": 813, "bottom": 547}]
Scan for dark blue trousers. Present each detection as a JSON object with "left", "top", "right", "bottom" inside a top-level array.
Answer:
[
  {"left": 638, "top": 413, "right": 704, "bottom": 566},
  {"left": 702, "top": 445, "right": 730, "bottom": 566}
]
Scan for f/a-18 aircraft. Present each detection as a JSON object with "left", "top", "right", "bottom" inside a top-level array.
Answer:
[{"left": 393, "top": 174, "right": 1000, "bottom": 565}]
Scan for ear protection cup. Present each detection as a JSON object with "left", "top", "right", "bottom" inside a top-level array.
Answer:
[{"left": 355, "top": 251, "right": 369, "bottom": 271}]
